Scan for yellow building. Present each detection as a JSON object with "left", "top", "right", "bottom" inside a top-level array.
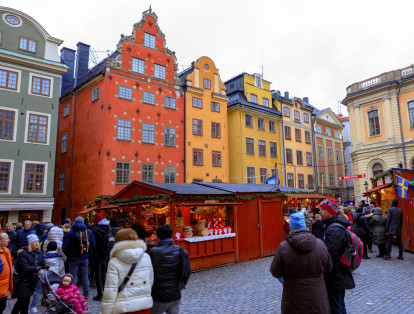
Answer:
[
  {"left": 273, "top": 92, "right": 315, "bottom": 190},
  {"left": 225, "top": 73, "right": 283, "bottom": 184},
  {"left": 179, "top": 56, "right": 229, "bottom": 182}
]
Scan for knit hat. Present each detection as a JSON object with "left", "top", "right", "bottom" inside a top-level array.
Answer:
[
  {"left": 46, "top": 223, "right": 54, "bottom": 230},
  {"left": 61, "top": 273, "right": 73, "bottom": 286},
  {"left": 156, "top": 224, "right": 173, "bottom": 240},
  {"left": 93, "top": 213, "right": 103, "bottom": 224},
  {"left": 61, "top": 219, "right": 70, "bottom": 225},
  {"left": 289, "top": 213, "right": 307, "bottom": 230},
  {"left": 74, "top": 216, "right": 84, "bottom": 224},
  {"left": 27, "top": 234, "right": 39, "bottom": 246},
  {"left": 46, "top": 241, "right": 57, "bottom": 252},
  {"left": 319, "top": 199, "right": 339, "bottom": 216}
]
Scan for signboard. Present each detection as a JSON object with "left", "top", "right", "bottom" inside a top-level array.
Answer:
[
  {"left": 351, "top": 195, "right": 355, "bottom": 198},
  {"left": 338, "top": 174, "right": 366, "bottom": 180}
]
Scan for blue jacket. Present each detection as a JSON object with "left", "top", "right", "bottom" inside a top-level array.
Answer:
[
  {"left": 15, "top": 226, "right": 37, "bottom": 252},
  {"left": 62, "top": 222, "right": 95, "bottom": 262}
]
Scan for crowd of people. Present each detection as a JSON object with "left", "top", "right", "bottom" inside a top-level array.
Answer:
[{"left": 0, "top": 215, "right": 191, "bottom": 314}]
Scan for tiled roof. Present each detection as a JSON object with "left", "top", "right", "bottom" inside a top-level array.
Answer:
[
  {"left": 228, "top": 92, "right": 281, "bottom": 116},
  {"left": 142, "top": 182, "right": 233, "bottom": 195},
  {"left": 194, "top": 182, "right": 308, "bottom": 193}
]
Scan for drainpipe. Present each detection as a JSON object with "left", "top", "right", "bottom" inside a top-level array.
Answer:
[
  {"left": 396, "top": 79, "right": 407, "bottom": 168},
  {"left": 281, "top": 116, "right": 286, "bottom": 185}
]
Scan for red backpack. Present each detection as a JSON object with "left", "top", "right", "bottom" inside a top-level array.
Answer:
[{"left": 329, "top": 223, "right": 363, "bottom": 271}]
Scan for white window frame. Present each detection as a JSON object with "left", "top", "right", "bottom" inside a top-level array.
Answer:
[
  {"left": 28, "top": 72, "right": 53, "bottom": 98},
  {"left": 269, "top": 120, "right": 276, "bottom": 133},
  {"left": 247, "top": 166, "right": 256, "bottom": 184},
  {"left": 165, "top": 96, "right": 176, "bottom": 109},
  {"left": 164, "top": 165, "right": 176, "bottom": 183},
  {"left": 20, "top": 160, "right": 48, "bottom": 195},
  {"left": 132, "top": 58, "right": 145, "bottom": 74},
  {"left": 143, "top": 91, "right": 156, "bottom": 105},
  {"left": 0, "top": 106, "right": 18, "bottom": 142},
  {"left": 144, "top": 33, "right": 156, "bottom": 49},
  {"left": 117, "top": 119, "right": 132, "bottom": 141},
  {"left": 61, "top": 132, "right": 68, "bottom": 154},
  {"left": 142, "top": 123, "right": 155, "bottom": 144},
  {"left": 164, "top": 126, "right": 176, "bottom": 147},
  {"left": 92, "top": 87, "right": 99, "bottom": 102},
  {"left": 118, "top": 86, "right": 132, "bottom": 100},
  {"left": 0, "top": 66, "right": 21, "bottom": 93},
  {"left": 24, "top": 110, "right": 51, "bottom": 146},
  {"left": 0, "top": 159, "right": 14, "bottom": 194},
  {"left": 154, "top": 64, "right": 166, "bottom": 80}
]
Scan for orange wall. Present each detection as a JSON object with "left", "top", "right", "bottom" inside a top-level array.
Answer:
[{"left": 398, "top": 90, "right": 414, "bottom": 139}]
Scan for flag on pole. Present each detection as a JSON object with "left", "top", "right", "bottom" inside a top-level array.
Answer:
[{"left": 398, "top": 176, "right": 409, "bottom": 199}]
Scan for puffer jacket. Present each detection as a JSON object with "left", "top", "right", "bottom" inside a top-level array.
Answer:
[
  {"left": 0, "top": 247, "right": 13, "bottom": 298},
  {"left": 40, "top": 251, "right": 65, "bottom": 277},
  {"left": 101, "top": 240, "right": 153, "bottom": 314},
  {"left": 62, "top": 222, "right": 95, "bottom": 262},
  {"left": 15, "top": 226, "right": 37, "bottom": 251},
  {"left": 370, "top": 207, "right": 386, "bottom": 245},
  {"left": 43, "top": 227, "right": 66, "bottom": 261}
]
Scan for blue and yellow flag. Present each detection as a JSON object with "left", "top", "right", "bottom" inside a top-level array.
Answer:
[{"left": 398, "top": 176, "right": 409, "bottom": 199}]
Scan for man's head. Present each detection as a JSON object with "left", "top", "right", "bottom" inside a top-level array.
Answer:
[
  {"left": 156, "top": 224, "right": 173, "bottom": 240},
  {"left": 24, "top": 220, "right": 32, "bottom": 230},
  {"left": 32, "top": 220, "right": 39, "bottom": 227},
  {"left": 369, "top": 204, "right": 375, "bottom": 210},
  {"left": 0, "top": 232, "right": 9, "bottom": 248},
  {"left": 16, "top": 223, "right": 22, "bottom": 230},
  {"left": 392, "top": 199, "right": 399, "bottom": 207},
  {"left": 74, "top": 216, "right": 84, "bottom": 224},
  {"left": 5, "top": 223, "right": 12, "bottom": 232},
  {"left": 319, "top": 199, "right": 339, "bottom": 221}
]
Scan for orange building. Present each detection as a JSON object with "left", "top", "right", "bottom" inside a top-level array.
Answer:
[
  {"left": 179, "top": 56, "right": 229, "bottom": 182},
  {"left": 54, "top": 8, "right": 184, "bottom": 222}
]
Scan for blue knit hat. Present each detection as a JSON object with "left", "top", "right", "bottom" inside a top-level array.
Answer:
[{"left": 289, "top": 213, "right": 306, "bottom": 230}]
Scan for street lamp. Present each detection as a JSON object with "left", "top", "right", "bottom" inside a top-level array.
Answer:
[{"left": 364, "top": 181, "right": 369, "bottom": 203}]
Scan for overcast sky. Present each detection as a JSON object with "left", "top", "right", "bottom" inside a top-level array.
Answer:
[{"left": 4, "top": 0, "right": 414, "bottom": 115}]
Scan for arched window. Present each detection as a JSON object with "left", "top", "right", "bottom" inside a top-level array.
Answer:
[{"left": 372, "top": 163, "right": 383, "bottom": 177}]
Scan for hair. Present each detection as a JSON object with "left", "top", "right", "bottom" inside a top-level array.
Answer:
[
  {"left": 392, "top": 199, "right": 399, "bottom": 206},
  {"left": 115, "top": 228, "right": 138, "bottom": 243},
  {"left": 0, "top": 231, "right": 7, "bottom": 240},
  {"left": 156, "top": 224, "right": 173, "bottom": 240},
  {"left": 24, "top": 220, "right": 32, "bottom": 226},
  {"left": 32, "top": 220, "right": 39, "bottom": 226},
  {"left": 16, "top": 223, "right": 22, "bottom": 229},
  {"left": 6, "top": 222, "right": 12, "bottom": 227}
]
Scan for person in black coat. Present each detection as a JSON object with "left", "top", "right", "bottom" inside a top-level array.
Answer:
[
  {"left": 5, "top": 223, "right": 16, "bottom": 256},
  {"left": 14, "top": 221, "right": 37, "bottom": 252},
  {"left": 384, "top": 199, "right": 404, "bottom": 260},
  {"left": 149, "top": 225, "right": 190, "bottom": 314},
  {"left": 353, "top": 207, "right": 370, "bottom": 259}
]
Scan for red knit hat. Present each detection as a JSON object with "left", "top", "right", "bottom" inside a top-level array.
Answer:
[
  {"left": 319, "top": 199, "right": 339, "bottom": 216},
  {"left": 93, "top": 213, "right": 103, "bottom": 224}
]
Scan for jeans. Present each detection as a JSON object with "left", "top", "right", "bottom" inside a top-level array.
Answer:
[
  {"left": 11, "top": 296, "right": 31, "bottom": 314},
  {"left": 327, "top": 288, "right": 347, "bottom": 314},
  {"left": 0, "top": 296, "right": 7, "bottom": 314},
  {"left": 30, "top": 280, "right": 42, "bottom": 310},
  {"left": 69, "top": 259, "right": 90, "bottom": 298},
  {"left": 386, "top": 234, "right": 403, "bottom": 256},
  {"left": 151, "top": 300, "right": 180, "bottom": 314},
  {"left": 95, "top": 256, "right": 108, "bottom": 297}
]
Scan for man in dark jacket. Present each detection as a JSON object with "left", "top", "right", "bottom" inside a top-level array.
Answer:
[
  {"left": 14, "top": 221, "right": 37, "bottom": 252},
  {"left": 353, "top": 207, "right": 371, "bottom": 259},
  {"left": 320, "top": 199, "right": 355, "bottom": 314},
  {"left": 62, "top": 216, "right": 95, "bottom": 300},
  {"left": 150, "top": 225, "right": 190, "bottom": 314},
  {"left": 384, "top": 199, "right": 404, "bottom": 260},
  {"left": 5, "top": 223, "right": 16, "bottom": 256}
]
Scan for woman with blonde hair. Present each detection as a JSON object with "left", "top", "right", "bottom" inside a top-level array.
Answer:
[{"left": 101, "top": 228, "right": 153, "bottom": 314}]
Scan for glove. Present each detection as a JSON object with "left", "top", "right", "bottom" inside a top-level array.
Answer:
[
  {"left": 35, "top": 266, "right": 41, "bottom": 272},
  {"left": 45, "top": 264, "right": 50, "bottom": 270}
]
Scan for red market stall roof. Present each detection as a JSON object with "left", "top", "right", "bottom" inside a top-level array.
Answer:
[
  {"left": 284, "top": 193, "right": 329, "bottom": 199},
  {"left": 79, "top": 207, "right": 97, "bottom": 214},
  {"left": 180, "top": 202, "right": 243, "bottom": 207},
  {"left": 363, "top": 183, "right": 393, "bottom": 196}
]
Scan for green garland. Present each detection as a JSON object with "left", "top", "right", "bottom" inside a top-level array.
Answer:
[{"left": 85, "top": 195, "right": 112, "bottom": 209}]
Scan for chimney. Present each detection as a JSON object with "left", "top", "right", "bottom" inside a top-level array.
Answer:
[
  {"left": 303, "top": 97, "right": 309, "bottom": 103},
  {"left": 60, "top": 47, "right": 76, "bottom": 96},
  {"left": 284, "top": 91, "right": 289, "bottom": 98},
  {"left": 74, "top": 42, "right": 90, "bottom": 87}
]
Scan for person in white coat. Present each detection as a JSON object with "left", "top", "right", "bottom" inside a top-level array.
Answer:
[
  {"left": 43, "top": 226, "right": 66, "bottom": 261},
  {"left": 101, "top": 228, "right": 153, "bottom": 314}
]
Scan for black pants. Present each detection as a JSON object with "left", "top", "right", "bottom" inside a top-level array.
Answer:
[
  {"left": 327, "top": 287, "right": 347, "bottom": 314},
  {"left": 11, "top": 296, "right": 30, "bottom": 314},
  {"left": 386, "top": 234, "right": 403, "bottom": 257},
  {"left": 95, "top": 255, "right": 108, "bottom": 297},
  {"left": 360, "top": 234, "right": 369, "bottom": 257},
  {"left": 0, "top": 296, "right": 7, "bottom": 314},
  {"left": 377, "top": 244, "right": 386, "bottom": 257}
]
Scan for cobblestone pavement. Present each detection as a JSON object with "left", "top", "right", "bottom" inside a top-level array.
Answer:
[{"left": 6, "top": 246, "right": 414, "bottom": 313}]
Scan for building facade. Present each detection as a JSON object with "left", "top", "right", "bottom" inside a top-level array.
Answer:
[
  {"left": 225, "top": 73, "right": 283, "bottom": 184},
  {"left": 337, "top": 114, "right": 354, "bottom": 200},
  {"left": 54, "top": 8, "right": 184, "bottom": 222},
  {"left": 0, "top": 7, "right": 67, "bottom": 224},
  {"left": 179, "top": 56, "right": 229, "bottom": 183},
  {"left": 343, "top": 64, "right": 414, "bottom": 201}
]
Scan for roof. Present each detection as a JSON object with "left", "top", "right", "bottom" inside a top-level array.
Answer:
[
  {"left": 284, "top": 193, "right": 329, "bottom": 199},
  {"left": 363, "top": 183, "right": 393, "bottom": 196},
  {"left": 228, "top": 91, "right": 282, "bottom": 116},
  {"left": 141, "top": 183, "right": 233, "bottom": 195},
  {"left": 312, "top": 107, "right": 328, "bottom": 115},
  {"left": 194, "top": 182, "right": 308, "bottom": 193},
  {"left": 224, "top": 72, "right": 246, "bottom": 84}
]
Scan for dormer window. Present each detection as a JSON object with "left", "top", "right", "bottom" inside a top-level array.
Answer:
[
  {"left": 19, "top": 37, "right": 37, "bottom": 53},
  {"left": 144, "top": 33, "right": 155, "bottom": 49},
  {"left": 255, "top": 75, "right": 262, "bottom": 87}
]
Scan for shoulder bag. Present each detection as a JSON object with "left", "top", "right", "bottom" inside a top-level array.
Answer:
[{"left": 118, "top": 263, "right": 137, "bottom": 293}]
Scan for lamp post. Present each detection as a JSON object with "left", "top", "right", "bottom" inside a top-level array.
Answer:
[{"left": 364, "top": 181, "right": 369, "bottom": 203}]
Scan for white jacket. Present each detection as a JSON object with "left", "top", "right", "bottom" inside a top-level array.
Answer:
[
  {"left": 39, "top": 250, "right": 65, "bottom": 277},
  {"left": 101, "top": 240, "right": 153, "bottom": 314},
  {"left": 43, "top": 227, "right": 66, "bottom": 261}
]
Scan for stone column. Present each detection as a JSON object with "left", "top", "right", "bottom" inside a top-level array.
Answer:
[{"left": 382, "top": 94, "right": 394, "bottom": 141}]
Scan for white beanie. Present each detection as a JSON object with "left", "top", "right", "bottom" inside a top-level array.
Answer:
[{"left": 27, "top": 234, "right": 39, "bottom": 246}]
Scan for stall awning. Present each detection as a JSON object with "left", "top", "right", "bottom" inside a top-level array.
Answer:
[
  {"left": 363, "top": 183, "right": 392, "bottom": 196},
  {"left": 179, "top": 202, "right": 243, "bottom": 207},
  {"left": 79, "top": 207, "right": 97, "bottom": 214},
  {"left": 0, "top": 202, "right": 54, "bottom": 211},
  {"left": 285, "top": 194, "right": 329, "bottom": 199}
]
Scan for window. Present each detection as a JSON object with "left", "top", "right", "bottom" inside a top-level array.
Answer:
[
  {"left": 305, "top": 131, "right": 311, "bottom": 144},
  {"left": 296, "top": 150, "right": 303, "bottom": 165},
  {"left": 285, "top": 126, "right": 291, "bottom": 140},
  {"left": 164, "top": 166, "right": 176, "bottom": 183},
  {"left": 117, "top": 119, "right": 132, "bottom": 141},
  {"left": 119, "top": 86, "right": 132, "bottom": 100},
  {"left": 27, "top": 114, "right": 48, "bottom": 144},
  {"left": 307, "top": 175, "right": 314, "bottom": 189},
  {"left": 19, "top": 37, "right": 37, "bottom": 53},
  {"left": 192, "top": 97, "right": 202, "bottom": 108},
  {"left": 336, "top": 149, "right": 341, "bottom": 162},
  {"left": 327, "top": 147, "right": 333, "bottom": 161},
  {"left": 326, "top": 128, "right": 331, "bottom": 136},
  {"left": 409, "top": 101, "right": 414, "bottom": 128},
  {"left": 61, "top": 132, "right": 68, "bottom": 154},
  {"left": 245, "top": 114, "right": 253, "bottom": 127},
  {"left": 164, "top": 127, "right": 176, "bottom": 147},
  {"left": 257, "top": 118, "right": 265, "bottom": 130},
  {"left": 212, "top": 151, "right": 222, "bottom": 167},
  {"left": 295, "top": 128, "right": 301, "bottom": 142},
  {"left": 211, "top": 122, "right": 221, "bottom": 138},
  {"left": 59, "top": 171, "right": 65, "bottom": 192},
  {"left": 193, "top": 149, "right": 203, "bottom": 166},
  {"left": 0, "top": 162, "right": 11, "bottom": 193},
  {"left": 270, "top": 142, "right": 277, "bottom": 157},
  {"left": 63, "top": 104, "right": 70, "bottom": 117},
  {"left": 154, "top": 64, "right": 166, "bottom": 80},
  {"left": 260, "top": 168, "right": 268, "bottom": 184},
  {"left": 141, "top": 164, "right": 154, "bottom": 183},
  {"left": 271, "top": 169, "right": 276, "bottom": 178},
  {"left": 298, "top": 174, "right": 304, "bottom": 189},
  {"left": 0, "top": 109, "right": 15, "bottom": 140},
  {"left": 269, "top": 120, "right": 276, "bottom": 132},
  {"left": 0, "top": 69, "right": 18, "bottom": 90},
  {"left": 115, "top": 162, "right": 130, "bottom": 184},
  {"left": 192, "top": 119, "right": 203, "bottom": 136},
  {"left": 143, "top": 91, "right": 155, "bottom": 105},
  {"left": 247, "top": 167, "right": 256, "bottom": 184},
  {"left": 338, "top": 175, "right": 343, "bottom": 186},
  {"left": 5, "top": 15, "right": 21, "bottom": 26},
  {"left": 251, "top": 94, "right": 258, "bottom": 103},
  {"left": 165, "top": 96, "right": 176, "bottom": 109},
  {"left": 329, "top": 173, "right": 334, "bottom": 185},
  {"left": 258, "top": 140, "right": 266, "bottom": 156},
  {"left": 373, "top": 163, "right": 383, "bottom": 177},
  {"left": 23, "top": 163, "right": 45, "bottom": 193},
  {"left": 211, "top": 102, "right": 220, "bottom": 112},
  {"left": 303, "top": 113, "right": 309, "bottom": 123},
  {"left": 335, "top": 131, "right": 339, "bottom": 139},
  {"left": 92, "top": 87, "right": 99, "bottom": 102},
  {"left": 203, "top": 78, "right": 211, "bottom": 89},
  {"left": 142, "top": 123, "right": 155, "bottom": 143},
  {"left": 306, "top": 152, "right": 312, "bottom": 166},
  {"left": 283, "top": 107, "right": 290, "bottom": 117},
  {"left": 287, "top": 173, "right": 294, "bottom": 188},
  {"left": 318, "top": 146, "right": 323, "bottom": 159},
  {"left": 294, "top": 110, "right": 300, "bottom": 122},
  {"left": 132, "top": 58, "right": 145, "bottom": 74},
  {"left": 317, "top": 125, "right": 322, "bottom": 133},
  {"left": 263, "top": 98, "right": 269, "bottom": 107},
  {"left": 320, "top": 172, "right": 325, "bottom": 185},
  {"left": 31, "top": 76, "right": 50, "bottom": 96},
  {"left": 144, "top": 33, "right": 155, "bottom": 48},
  {"left": 255, "top": 76, "right": 262, "bottom": 87},
  {"left": 286, "top": 149, "right": 293, "bottom": 164},
  {"left": 246, "top": 137, "right": 254, "bottom": 155},
  {"left": 368, "top": 110, "right": 381, "bottom": 136}
]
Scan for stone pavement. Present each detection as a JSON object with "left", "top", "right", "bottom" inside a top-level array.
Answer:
[{"left": 6, "top": 245, "right": 414, "bottom": 313}]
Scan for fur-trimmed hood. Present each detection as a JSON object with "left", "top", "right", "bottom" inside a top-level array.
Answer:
[{"left": 110, "top": 240, "right": 147, "bottom": 264}]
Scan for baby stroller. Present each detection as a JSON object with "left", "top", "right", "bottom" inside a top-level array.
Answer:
[{"left": 40, "top": 271, "right": 77, "bottom": 314}]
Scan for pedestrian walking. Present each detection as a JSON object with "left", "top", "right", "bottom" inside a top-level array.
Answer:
[
  {"left": 353, "top": 207, "right": 371, "bottom": 259},
  {"left": 101, "top": 228, "right": 154, "bottom": 314},
  {"left": 149, "top": 225, "right": 191, "bottom": 314},
  {"left": 384, "top": 199, "right": 404, "bottom": 260},
  {"left": 5, "top": 223, "right": 16, "bottom": 257},
  {"left": 15, "top": 221, "right": 37, "bottom": 252},
  {"left": 320, "top": 199, "right": 355, "bottom": 314},
  {"left": 370, "top": 207, "right": 387, "bottom": 258},
  {"left": 270, "top": 213, "right": 332, "bottom": 313},
  {"left": 0, "top": 232, "right": 12, "bottom": 314}
]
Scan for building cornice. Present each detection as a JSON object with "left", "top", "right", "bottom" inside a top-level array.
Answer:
[{"left": 211, "top": 92, "right": 229, "bottom": 102}]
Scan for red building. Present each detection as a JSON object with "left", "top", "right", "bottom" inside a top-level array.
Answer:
[{"left": 54, "top": 8, "right": 184, "bottom": 222}]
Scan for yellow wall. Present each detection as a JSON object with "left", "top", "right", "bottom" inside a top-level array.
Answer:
[{"left": 244, "top": 74, "right": 272, "bottom": 107}]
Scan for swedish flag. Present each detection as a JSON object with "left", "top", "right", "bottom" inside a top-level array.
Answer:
[{"left": 398, "top": 176, "right": 409, "bottom": 199}]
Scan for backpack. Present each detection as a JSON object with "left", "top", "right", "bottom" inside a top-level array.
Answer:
[
  {"left": 75, "top": 230, "right": 90, "bottom": 255},
  {"left": 329, "top": 223, "right": 363, "bottom": 271},
  {"left": 92, "top": 226, "right": 110, "bottom": 256}
]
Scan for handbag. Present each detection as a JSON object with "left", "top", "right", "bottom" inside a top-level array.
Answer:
[{"left": 118, "top": 263, "right": 137, "bottom": 293}]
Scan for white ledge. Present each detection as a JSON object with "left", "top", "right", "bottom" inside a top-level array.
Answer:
[{"left": 181, "top": 233, "right": 236, "bottom": 242}]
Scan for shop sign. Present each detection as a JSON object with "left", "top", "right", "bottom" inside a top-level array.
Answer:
[
  {"left": 338, "top": 174, "right": 366, "bottom": 180},
  {"left": 351, "top": 195, "right": 355, "bottom": 198}
]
